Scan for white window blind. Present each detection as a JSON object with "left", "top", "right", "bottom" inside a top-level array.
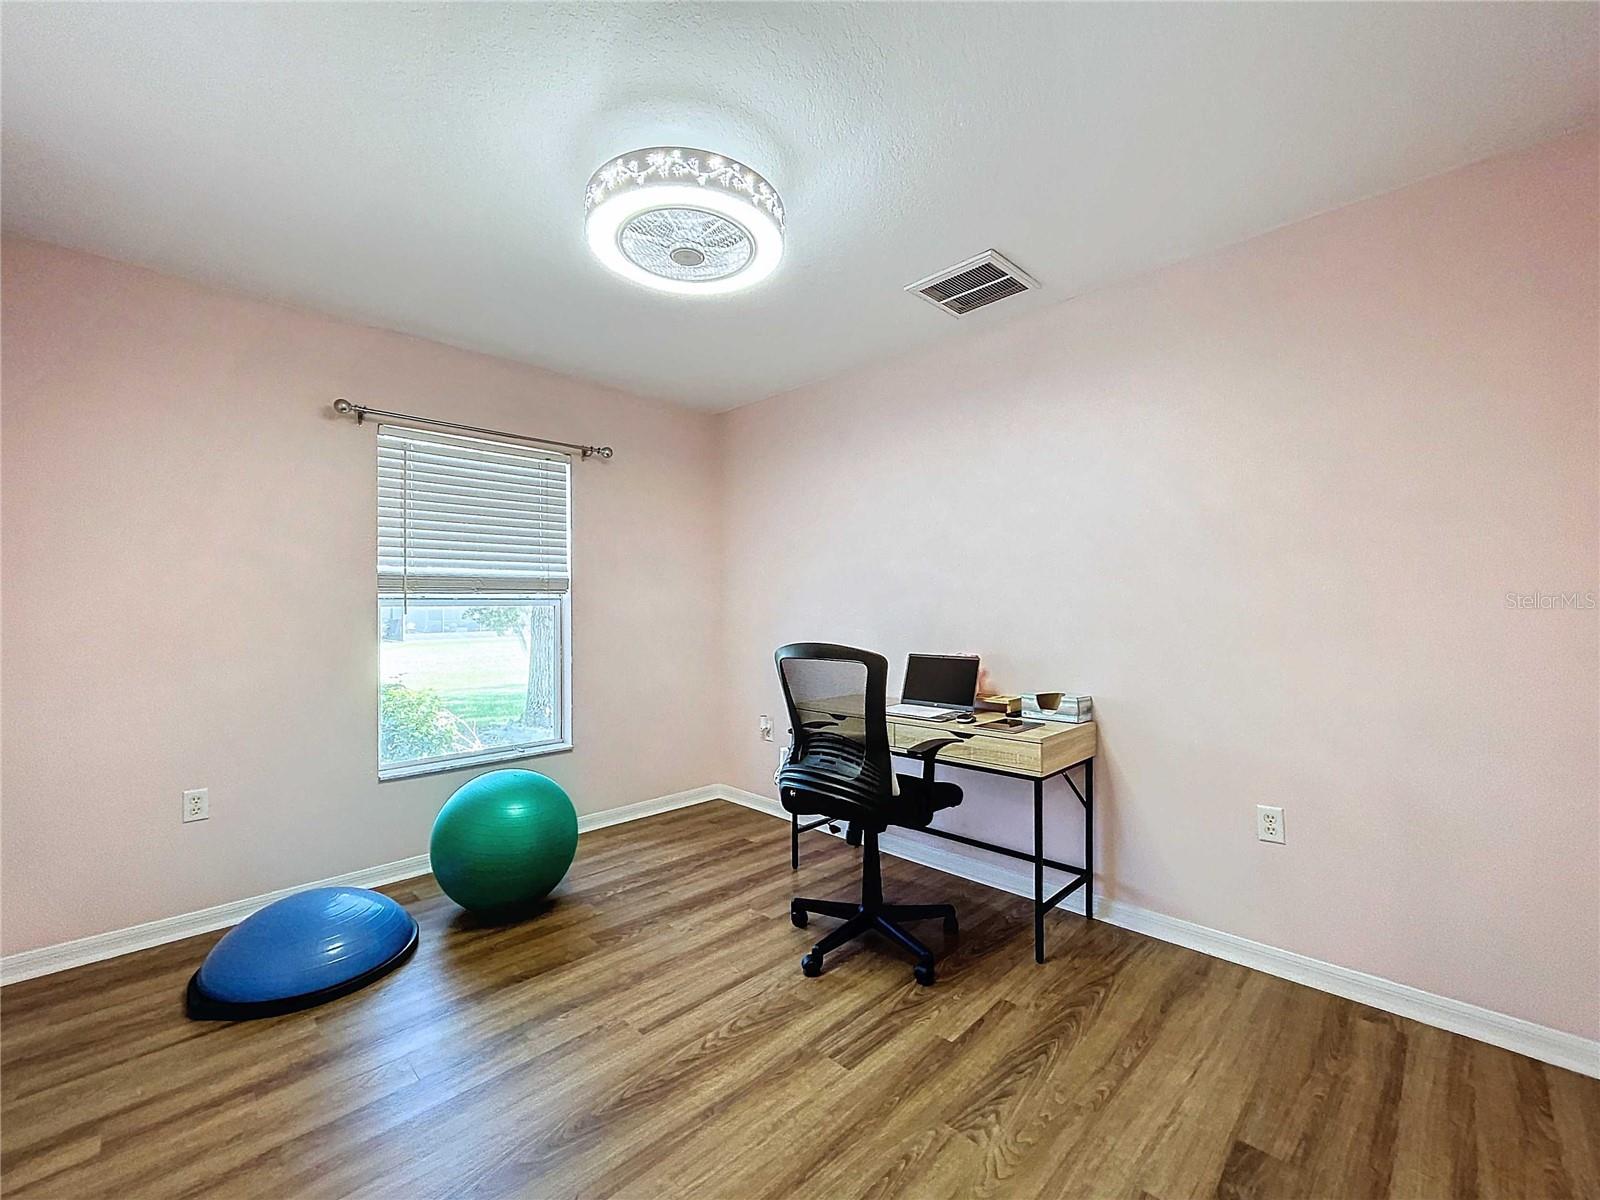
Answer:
[{"left": 378, "top": 425, "right": 571, "bottom": 596}]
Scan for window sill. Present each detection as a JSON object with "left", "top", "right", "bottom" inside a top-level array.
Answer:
[{"left": 378, "top": 740, "right": 573, "bottom": 783}]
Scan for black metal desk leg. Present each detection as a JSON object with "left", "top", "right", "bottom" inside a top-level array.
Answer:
[
  {"left": 791, "top": 810, "right": 799, "bottom": 870},
  {"left": 1033, "top": 777, "right": 1045, "bottom": 963},
  {"left": 1084, "top": 759, "right": 1094, "bottom": 921}
]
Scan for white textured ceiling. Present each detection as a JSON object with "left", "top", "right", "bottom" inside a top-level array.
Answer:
[{"left": 3, "top": 3, "right": 1595, "bottom": 409}]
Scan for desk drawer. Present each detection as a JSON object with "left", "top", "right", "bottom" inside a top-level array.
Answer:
[{"left": 890, "top": 724, "right": 1042, "bottom": 774}]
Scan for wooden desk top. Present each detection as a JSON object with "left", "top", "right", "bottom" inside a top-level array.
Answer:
[
  {"left": 794, "top": 697, "right": 1097, "bottom": 779},
  {"left": 888, "top": 709, "right": 1096, "bottom": 777}
]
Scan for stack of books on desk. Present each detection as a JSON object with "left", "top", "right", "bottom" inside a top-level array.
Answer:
[{"left": 1022, "top": 694, "right": 1093, "bottom": 723}]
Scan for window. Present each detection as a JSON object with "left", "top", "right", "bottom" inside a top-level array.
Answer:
[{"left": 376, "top": 425, "right": 571, "bottom": 778}]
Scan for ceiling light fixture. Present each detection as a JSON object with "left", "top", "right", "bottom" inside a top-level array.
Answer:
[{"left": 584, "top": 147, "right": 784, "bottom": 295}]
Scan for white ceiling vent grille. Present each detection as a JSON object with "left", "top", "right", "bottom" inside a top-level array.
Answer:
[{"left": 906, "top": 250, "right": 1039, "bottom": 317}]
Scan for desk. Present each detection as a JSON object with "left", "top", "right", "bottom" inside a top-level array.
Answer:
[{"left": 790, "top": 701, "right": 1097, "bottom": 964}]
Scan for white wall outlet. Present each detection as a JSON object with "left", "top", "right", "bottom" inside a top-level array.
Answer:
[
  {"left": 1256, "top": 804, "right": 1284, "bottom": 844},
  {"left": 183, "top": 788, "right": 210, "bottom": 823},
  {"left": 758, "top": 714, "right": 774, "bottom": 742}
]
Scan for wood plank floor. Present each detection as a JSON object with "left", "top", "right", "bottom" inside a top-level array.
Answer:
[{"left": 3, "top": 801, "right": 1596, "bottom": 1199}]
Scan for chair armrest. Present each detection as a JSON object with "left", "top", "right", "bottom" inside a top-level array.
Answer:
[{"left": 902, "top": 735, "right": 966, "bottom": 785}]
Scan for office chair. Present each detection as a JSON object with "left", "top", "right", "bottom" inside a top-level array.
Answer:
[{"left": 774, "top": 643, "right": 964, "bottom": 985}]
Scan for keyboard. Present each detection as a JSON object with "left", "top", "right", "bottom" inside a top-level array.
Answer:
[{"left": 886, "top": 702, "right": 955, "bottom": 719}]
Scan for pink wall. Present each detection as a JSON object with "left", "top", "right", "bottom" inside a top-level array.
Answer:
[
  {"left": 718, "top": 131, "right": 1600, "bottom": 1039},
  {"left": 3, "top": 132, "right": 1596, "bottom": 1042},
  {"left": 1, "top": 237, "right": 723, "bottom": 955}
]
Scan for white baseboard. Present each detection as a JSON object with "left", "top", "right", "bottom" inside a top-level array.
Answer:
[
  {"left": 577, "top": 784, "right": 724, "bottom": 832},
  {"left": 0, "top": 784, "right": 724, "bottom": 988},
  {"left": 712, "top": 785, "right": 1599, "bottom": 1079},
  {"left": 6, "top": 781, "right": 1595, "bottom": 1079},
  {"left": 0, "top": 853, "right": 434, "bottom": 988}
]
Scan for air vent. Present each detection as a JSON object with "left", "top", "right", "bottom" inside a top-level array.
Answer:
[{"left": 906, "top": 250, "right": 1038, "bottom": 317}]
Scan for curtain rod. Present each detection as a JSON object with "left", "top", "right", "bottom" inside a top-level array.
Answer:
[{"left": 331, "top": 399, "right": 614, "bottom": 460}]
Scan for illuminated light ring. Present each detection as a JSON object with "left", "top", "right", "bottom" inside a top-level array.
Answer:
[{"left": 584, "top": 148, "right": 784, "bottom": 295}]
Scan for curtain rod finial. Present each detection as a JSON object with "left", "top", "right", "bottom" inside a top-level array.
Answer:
[{"left": 333, "top": 398, "right": 355, "bottom": 416}]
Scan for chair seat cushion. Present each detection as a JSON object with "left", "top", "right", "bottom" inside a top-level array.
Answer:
[
  {"left": 777, "top": 733, "right": 890, "bottom": 820},
  {"left": 886, "top": 774, "right": 963, "bottom": 828},
  {"left": 777, "top": 733, "right": 963, "bottom": 831}
]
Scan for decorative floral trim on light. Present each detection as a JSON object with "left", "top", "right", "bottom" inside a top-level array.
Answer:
[{"left": 585, "top": 147, "right": 784, "bottom": 230}]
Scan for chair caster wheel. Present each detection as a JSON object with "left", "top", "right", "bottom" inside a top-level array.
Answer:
[
  {"left": 943, "top": 915, "right": 959, "bottom": 935},
  {"left": 801, "top": 952, "right": 823, "bottom": 978},
  {"left": 790, "top": 905, "right": 808, "bottom": 929},
  {"left": 914, "top": 962, "right": 936, "bottom": 986}
]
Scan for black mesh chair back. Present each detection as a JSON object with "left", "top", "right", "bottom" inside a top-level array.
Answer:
[{"left": 774, "top": 644, "right": 893, "bottom": 820}]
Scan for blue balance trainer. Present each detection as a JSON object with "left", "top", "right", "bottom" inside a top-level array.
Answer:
[{"left": 185, "top": 886, "right": 419, "bottom": 1021}]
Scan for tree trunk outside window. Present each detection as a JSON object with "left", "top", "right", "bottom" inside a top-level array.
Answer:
[{"left": 524, "top": 603, "right": 557, "bottom": 731}]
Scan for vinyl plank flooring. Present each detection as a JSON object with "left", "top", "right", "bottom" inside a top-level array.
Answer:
[{"left": 3, "top": 801, "right": 1595, "bottom": 1199}]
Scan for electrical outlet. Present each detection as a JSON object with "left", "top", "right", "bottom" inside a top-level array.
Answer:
[
  {"left": 183, "top": 788, "right": 209, "bottom": 823},
  {"left": 759, "top": 714, "right": 774, "bottom": 742},
  {"left": 1256, "top": 804, "right": 1284, "bottom": 844}
]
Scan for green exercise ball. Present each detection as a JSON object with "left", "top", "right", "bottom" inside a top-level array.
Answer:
[{"left": 430, "top": 769, "right": 578, "bottom": 912}]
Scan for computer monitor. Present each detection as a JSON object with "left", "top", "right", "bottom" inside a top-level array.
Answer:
[{"left": 901, "top": 653, "right": 980, "bottom": 712}]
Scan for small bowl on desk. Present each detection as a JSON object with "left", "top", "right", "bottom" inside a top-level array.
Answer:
[{"left": 1033, "top": 692, "right": 1064, "bottom": 712}]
